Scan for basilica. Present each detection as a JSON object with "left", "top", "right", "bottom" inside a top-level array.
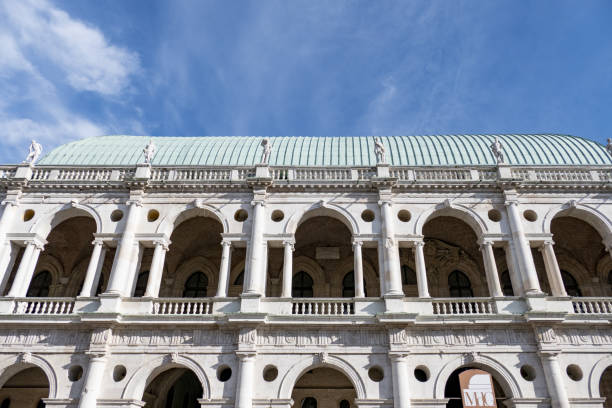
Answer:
[{"left": 0, "top": 134, "right": 610, "bottom": 408}]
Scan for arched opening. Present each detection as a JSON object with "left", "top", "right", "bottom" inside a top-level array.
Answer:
[
  {"left": 421, "top": 216, "right": 488, "bottom": 297},
  {"left": 600, "top": 366, "right": 612, "bottom": 408},
  {"left": 292, "top": 216, "right": 379, "bottom": 297},
  {"left": 183, "top": 272, "right": 209, "bottom": 298},
  {"left": 448, "top": 270, "right": 473, "bottom": 298},
  {"left": 534, "top": 216, "right": 608, "bottom": 296},
  {"left": 291, "top": 367, "right": 356, "bottom": 408},
  {"left": 0, "top": 366, "right": 49, "bottom": 407},
  {"left": 292, "top": 272, "right": 314, "bottom": 298},
  {"left": 142, "top": 367, "right": 202, "bottom": 408},
  {"left": 341, "top": 272, "right": 367, "bottom": 298},
  {"left": 148, "top": 215, "right": 236, "bottom": 297},
  {"left": 26, "top": 271, "right": 52, "bottom": 297},
  {"left": 3, "top": 216, "right": 106, "bottom": 297},
  {"left": 444, "top": 367, "right": 507, "bottom": 407}
]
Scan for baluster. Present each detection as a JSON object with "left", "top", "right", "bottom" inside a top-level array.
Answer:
[{"left": 593, "top": 302, "right": 601, "bottom": 314}]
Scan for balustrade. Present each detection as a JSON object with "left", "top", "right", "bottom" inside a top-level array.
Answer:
[
  {"left": 152, "top": 298, "right": 214, "bottom": 315},
  {"left": 571, "top": 298, "right": 612, "bottom": 314},
  {"left": 432, "top": 298, "right": 496, "bottom": 315},
  {"left": 291, "top": 298, "right": 355, "bottom": 315},
  {"left": 14, "top": 298, "right": 75, "bottom": 315}
]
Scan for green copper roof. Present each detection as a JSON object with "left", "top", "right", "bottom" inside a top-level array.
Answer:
[{"left": 38, "top": 135, "right": 612, "bottom": 167}]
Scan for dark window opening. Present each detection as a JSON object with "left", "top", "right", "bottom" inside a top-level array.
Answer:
[
  {"left": 133, "top": 271, "right": 149, "bottom": 297},
  {"left": 561, "top": 271, "right": 582, "bottom": 297},
  {"left": 448, "top": 270, "right": 473, "bottom": 297},
  {"left": 500, "top": 271, "right": 514, "bottom": 296},
  {"left": 183, "top": 272, "right": 208, "bottom": 297},
  {"left": 292, "top": 271, "right": 314, "bottom": 298},
  {"left": 401, "top": 265, "right": 417, "bottom": 285},
  {"left": 26, "top": 271, "right": 52, "bottom": 297}
]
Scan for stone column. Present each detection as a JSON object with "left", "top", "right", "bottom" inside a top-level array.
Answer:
[
  {"left": 281, "top": 240, "right": 294, "bottom": 298},
  {"left": 504, "top": 241, "right": 524, "bottom": 296},
  {"left": 505, "top": 200, "right": 541, "bottom": 294},
  {"left": 353, "top": 241, "right": 365, "bottom": 298},
  {"left": 0, "top": 201, "right": 18, "bottom": 290},
  {"left": 540, "top": 241, "right": 567, "bottom": 297},
  {"left": 106, "top": 200, "right": 143, "bottom": 296},
  {"left": 480, "top": 241, "right": 503, "bottom": 298},
  {"left": 7, "top": 240, "right": 44, "bottom": 297},
  {"left": 389, "top": 353, "right": 411, "bottom": 408},
  {"left": 216, "top": 240, "right": 233, "bottom": 298},
  {"left": 235, "top": 352, "right": 256, "bottom": 408},
  {"left": 144, "top": 239, "right": 170, "bottom": 298},
  {"left": 539, "top": 351, "right": 570, "bottom": 408},
  {"left": 245, "top": 201, "right": 266, "bottom": 296},
  {"left": 380, "top": 201, "right": 403, "bottom": 296},
  {"left": 79, "top": 240, "right": 106, "bottom": 297},
  {"left": 413, "top": 241, "right": 430, "bottom": 298},
  {"left": 78, "top": 353, "right": 107, "bottom": 408}
]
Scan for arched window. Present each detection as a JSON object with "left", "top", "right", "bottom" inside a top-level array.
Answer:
[
  {"left": 234, "top": 271, "right": 244, "bottom": 285},
  {"left": 292, "top": 271, "right": 314, "bottom": 298},
  {"left": 183, "top": 272, "right": 208, "bottom": 297},
  {"left": 448, "top": 270, "right": 473, "bottom": 297},
  {"left": 133, "top": 271, "right": 149, "bottom": 297},
  {"left": 301, "top": 397, "right": 317, "bottom": 408},
  {"left": 561, "top": 271, "right": 582, "bottom": 297},
  {"left": 342, "top": 271, "right": 367, "bottom": 297},
  {"left": 500, "top": 271, "right": 514, "bottom": 296},
  {"left": 26, "top": 271, "right": 52, "bottom": 297},
  {"left": 401, "top": 265, "right": 417, "bottom": 285}
]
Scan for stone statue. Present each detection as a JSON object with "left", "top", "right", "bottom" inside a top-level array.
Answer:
[
  {"left": 143, "top": 139, "right": 156, "bottom": 164},
  {"left": 260, "top": 138, "right": 272, "bottom": 164},
  {"left": 24, "top": 140, "right": 42, "bottom": 164},
  {"left": 606, "top": 138, "right": 612, "bottom": 157},
  {"left": 374, "top": 137, "right": 386, "bottom": 164},
  {"left": 490, "top": 137, "right": 504, "bottom": 164}
]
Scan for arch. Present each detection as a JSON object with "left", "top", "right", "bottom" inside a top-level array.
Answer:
[
  {"left": 0, "top": 354, "right": 57, "bottom": 398},
  {"left": 171, "top": 256, "right": 218, "bottom": 297},
  {"left": 29, "top": 203, "right": 101, "bottom": 238},
  {"left": 293, "top": 256, "right": 326, "bottom": 293},
  {"left": 122, "top": 354, "right": 210, "bottom": 401},
  {"left": 433, "top": 354, "right": 521, "bottom": 399},
  {"left": 414, "top": 203, "right": 488, "bottom": 236},
  {"left": 543, "top": 202, "right": 612, "bottom": 239},
  {"left": 589, "top": 355, "right": 612, "bottom": 397},
  {"left": 278, "top": 355, "right": 366, "bottom": 400},
  {"left": 156, "top": 204, "right": 228, "bottom": 237},
  {"left": 285, "top": 202, "right": 359, "bottom": 235}
]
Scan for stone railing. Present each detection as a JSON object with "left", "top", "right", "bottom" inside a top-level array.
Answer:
[
  {"left": 571, "top": 298, "right": 612, "bottom": 314},
  {"left": 151, "top": 168, "right": 234, "bottom": 182},
  {"left": 432, "top": 298, "right": 497, "bottom": 315},
  {"left": 152, "top": 298, "right": 214, "bottom": 315},
  {"left": 291, "top": 298, "right": 355, "bottom": 315},
  {"left": 13, "top": 298, "right": 75, "bottom": 315}
]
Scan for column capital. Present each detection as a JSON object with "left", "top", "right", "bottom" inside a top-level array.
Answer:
[
  {"left": 221, "top": 239, "right": 232, "bottom": 248},
  {"left": 413, "top": 240, "right": 425, "bottom": 248},
  {"left": 537, "top": 350, "right": 561, "bottom": 360},
  {"left": 26, "top": 239, "right": 45, "bottom": 251},
  {"left": 251, "top": 200, "right": 265, "bottom": 207},
  {"left": 352, "top": 240, "right": 363, "bottom": 248},
  {"left": 388, "top": 352, "right": 410, "bottom": 362},
  {"left": 1, "top": 199, "right": 18, "bottom": 208},
  {"left": 283, "top": 240, "right": 295, "bottom": 250},
  {"left": 126, "top": 198, "right": 143, "bottom": 207},
  {"left": 154, "top": 239, "right": 170, "bottom": 251},
  {"left": 85, "top": 352, "right": 107, "bottom": 362},
  {"left": 377, "top": 200, "right": 392, "bottom": 207},
  {"left": 236, "top": 351, "right": 257, "bottom": 361},
  {"left": 479, "top": 240, "right": 493, "bottom": 250},
  {"left": 504, "top": 199, "right": 520, "bottom": 208},
  {"left": 91, "top": 238, "right": 106, "bottom": 247}
]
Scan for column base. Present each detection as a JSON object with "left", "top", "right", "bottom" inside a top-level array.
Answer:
[
  {"left": 41, "top": 399, "right": 77, "bottom": 408},
  {"left": 240, "top": 292, "right": 262, "bottom": 313},
  {"left": 199, "top": 398, "right": 235, "bottom": 408},
  {"left": 97, "top": 293, "right": 123, "bottom": 315},
  {"left": 253, "top": 399, "right": 293, "bottom": 408},
  {"left": 97, "top": 400, "right": 146, "bottom": 408},
  {"left": 354, "top": 399, "right": 393, "bottom": 408},
  {"left": 408, "top": 399, "right": 449, "bottom": 408}
]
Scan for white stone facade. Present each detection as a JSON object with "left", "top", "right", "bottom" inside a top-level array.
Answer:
[{"left": 0, "top": 159, "right": 610, "bottom": 408}]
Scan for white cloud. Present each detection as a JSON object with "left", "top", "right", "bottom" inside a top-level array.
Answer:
[
  {"left": 0, "top": 0, "right": 142, "bottom": 163},
  {"left": 2, "top": 0, "right": 139, "bottom": 96}
]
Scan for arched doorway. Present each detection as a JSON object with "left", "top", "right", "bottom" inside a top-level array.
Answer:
[
  {"left": 291, "top": 367, "right": 357, "bottom": 408},
  {"left": 143, "top": 368, "right": 202, "bottom": 408},
  {"left": 444, "top": 367, "right": 507, "bottom": 407},
  {"left": 601, "top": 366, "right": 612, "bottom": 408},
  {"left": 0, "top": 366, "right": 49, "bottom": 407}
]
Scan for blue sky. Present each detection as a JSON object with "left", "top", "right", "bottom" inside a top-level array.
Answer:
[{"left": 1, "top": 0, "right": 611, "bottom": 163}]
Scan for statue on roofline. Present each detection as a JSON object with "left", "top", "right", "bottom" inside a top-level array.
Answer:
[
  {"left": 24, "top": 140, "right": 42, "bottom": 165},
  {"left": 374, "top": 137, "right": 386, "bottom": 164},
  {"left": 606, "top": 138, "right": 612, "bottom": 157},
  {"left": 260, "top": 138, "right": 272, "bottom": 165},
  {"left": 490, "top": 137, "right": 504, "bottom": 164},
  {"left": 143, "top": 139, "right": 156, "bottom": 164}
]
